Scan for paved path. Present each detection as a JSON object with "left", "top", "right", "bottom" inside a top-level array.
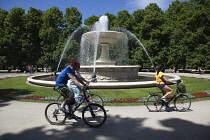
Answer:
[{"left": 0, "top": 100, "right": 210, "bottom": 140}]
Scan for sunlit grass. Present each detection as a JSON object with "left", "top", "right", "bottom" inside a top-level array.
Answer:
[{"left": 0, "top": 76, "right": 210, "bottom": 106}]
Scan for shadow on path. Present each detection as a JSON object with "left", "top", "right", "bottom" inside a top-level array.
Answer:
[{"left": 1, "top": 115, "right": 210, "bottom": 140}]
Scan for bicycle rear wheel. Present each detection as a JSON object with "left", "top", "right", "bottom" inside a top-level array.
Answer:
[
  {"left": 45, "top": 102, "right": 67, "bottom": 125},
  {"left": 174, "top": 94, "right": 191, "bottom": 112},
  {"left": 89, "top": 94, "right": 104, "bottom": 106},
  {"left": 145, "top": 95, "right": 163, "bottom": 112},
  {"left": 82, "top": 103, "right": 107, "bottom": 127}
]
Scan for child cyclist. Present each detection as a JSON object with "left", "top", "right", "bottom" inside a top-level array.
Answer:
[
  {"left": 67, "top": 65, "right": 89, "bottom": 103},
  {"left": 155, "top": 64, "right": 177, "bottom": 102}
]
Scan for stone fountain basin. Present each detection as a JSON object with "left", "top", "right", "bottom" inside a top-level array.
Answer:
[
  {"left": 80, "top": 65, "right": 139, "bottom": 81},
  {"left": 27, "top": 72, "right": 181, "bottom": 89},
  {"left": 82, "top": 31, "right": 127, "bottom": 44}
]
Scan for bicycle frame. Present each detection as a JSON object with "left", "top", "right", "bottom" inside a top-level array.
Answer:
[
  {"left": 72, "top": 90, "right": 91, "bottom": 113},
  {"left": 146, "top": 80, "right": 191, "bottom": 112},
  {"left": 149, "top": 81, "right": 181, "bottom": 107}
]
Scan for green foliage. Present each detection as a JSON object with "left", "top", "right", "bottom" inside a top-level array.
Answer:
[
  {"left": 0, "top": 0, "right": 210, "bottom": 70},
  {"left": 84, "top": 15, "right": 99, "bottom": 26},
  {"left": 63, "top": 7, "right": 82, "bottom": 37},
  {"left": 3, "top": 7, "right": 26, "bottom": 67}
]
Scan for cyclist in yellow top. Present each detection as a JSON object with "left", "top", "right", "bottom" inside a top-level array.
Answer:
[{"left": 155, "top": 64, "right": 176, "bottom": 102}]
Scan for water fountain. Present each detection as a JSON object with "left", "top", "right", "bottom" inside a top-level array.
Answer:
[
  {"left": 79, "top": 15, "right": 140, "bottom": 82},
  {"left": 27, "top": 15, "right": 180, "bottom": 89}
]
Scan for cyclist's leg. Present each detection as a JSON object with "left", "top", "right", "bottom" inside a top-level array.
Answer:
[
  {"left": 60, "top": 87, "right": 74, "bottom": 108},
  {"left": 67, "top": 98, "right": 81, "bottom": 119},
  {"left": 71, "top": 86, "right": 82, "bottom": 102},
  {"left": 162, "top": 85, "right": 174, "bottom": 98}
]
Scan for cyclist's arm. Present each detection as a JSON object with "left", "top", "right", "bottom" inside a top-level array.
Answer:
[
  {"left": 162, "top": 75, "right": 177, "bottom": 84},
  {"left": 74, "top": 74, "right": 86, "bottom": 86},
  {"left": 81, "top": 76, "right": 89, "bottom": 84},
  {"left": 76, "top": 72, "right": 89, "bottom": 85}
]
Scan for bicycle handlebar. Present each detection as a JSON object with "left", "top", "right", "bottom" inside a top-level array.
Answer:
[
  {"left": 176, "top": 80, "right": 182, "bottom": 85},
  {"left": 171, "top": 80, "right": 182, "bottom": 85}
]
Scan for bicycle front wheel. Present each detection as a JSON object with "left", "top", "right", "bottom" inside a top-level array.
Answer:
[
  {"left": 174, "top": 94, "right": 191, "bottom": 112},
  {"left": 82, "top": 103, "right": 107, "bottom": 127},
  {"left": 89, "top": 94, "right": 104, "bottom": 106},
  {"left": 45, "top": 102, "right": 67, "bottom": 125},
  {"left": 145, "top": 95, "right": 163, "bottom": 112}
]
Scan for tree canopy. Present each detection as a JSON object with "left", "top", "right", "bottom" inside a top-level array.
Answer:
[{"left": 0, "top": 0, "right": 209, "bottom": 71}]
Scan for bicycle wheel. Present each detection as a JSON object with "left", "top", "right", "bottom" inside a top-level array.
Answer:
[
  {"left": 45, "top": 102, "right": 67, "bottom": 125},
  {"left": 145, "top": 95, "right": 163, "bottom": 112},
  {"left": 82, "top": 103, "right": 107, "bottom": 127},
  {"left": 89, "top": 94, "right": 104, "bottom": 106},
  {"left": 174, "top": 94, "right": 191, "bottom": 112}
]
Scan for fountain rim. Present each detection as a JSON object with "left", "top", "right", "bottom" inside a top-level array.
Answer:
[
  {"left": 27, "top": 72, "right": 181, "bottom": 89},
  {"left": 80, "top": 65, "right": 140, "bottom": 68},
  {"left": 82, "top": 30, "right": 127, "bottom": 40},
  {"left": 83, "top": 30, "right": 127, "bottom": 34}
]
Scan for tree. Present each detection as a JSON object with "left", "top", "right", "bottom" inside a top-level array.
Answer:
[
  {"left": 132, "top": 3, "right": 165, "bottom": 68},
  {"left": 0, "top": 9, "right": 8, "bottom": 69},
  {"left": 164, "top": 1, "right": 191, "bottom": 70},
  {"left": 23, "top": 7, "right": 43, "bottom": 68},
  {"left": 164, "top": 0, "right": 210, "bottom": 70},
  {"left": 114, "top": 10, "right": 133, "bottom": 31},
  {"left": 4, "top": 7, "right": 25, "bottom": 69},
  {"left": 63, "top": 7, "right": 82, "bottom": 38},
  {"left": 39, "top": 7, "right": 63, "bottom": 70},
  {"left": 186, "top": 0, "right": 210, "bottom": 69},
  {"left": 55, "top": 7, "right": 83, "bottom": 70},
  {"left": 84, "top": 15, "right": 99, "bottom": 26}
]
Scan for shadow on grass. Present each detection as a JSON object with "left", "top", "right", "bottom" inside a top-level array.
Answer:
[
  {"left": 0, "top": 88, "right": 34, "bottom": 100},
  {"left": 1, "top": 115, "right": 210, "bottom": 140}
]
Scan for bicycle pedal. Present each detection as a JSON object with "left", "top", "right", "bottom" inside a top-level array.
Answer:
[{"left": 68, "top": 115, "right": 81, "bottom": 120}]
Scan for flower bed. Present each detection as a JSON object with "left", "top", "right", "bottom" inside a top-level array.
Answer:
[
  {"left": 1, "top": 90, "right": 210, "bottom": 103},
  {"left": 192, "top": 92, "right": 210, "bottom": 98}
]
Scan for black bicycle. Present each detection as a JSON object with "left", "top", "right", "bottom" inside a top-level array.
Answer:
[
  {"left": 145, "top": 80, "right": 191, "bottom": 112},
  {"left": 45, "top": 89, "right": 107, "bottom": 127},
  {"left": 56, "top": 88, "right": 104, "bottom": 107}
]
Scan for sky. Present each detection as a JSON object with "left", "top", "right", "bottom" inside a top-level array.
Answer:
[{"left": 0, "top": 0, "right": 189, "bottom": 23}]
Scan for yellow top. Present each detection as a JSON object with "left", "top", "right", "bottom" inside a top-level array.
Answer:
[{"left": 155, "top": 72, "right": 165, "bottom": 84}]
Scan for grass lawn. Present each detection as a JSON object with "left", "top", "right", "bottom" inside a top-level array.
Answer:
[{"left": 0, "top": 76, "right": 210, "bottom": 106}]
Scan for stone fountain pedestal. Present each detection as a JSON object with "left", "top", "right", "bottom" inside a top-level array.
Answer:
[
  {"left": 82, "top": 31, "right": 127, "bottom": 65},
  {"left": 81, "top": 31, "right": 140, "bottom": 81}
]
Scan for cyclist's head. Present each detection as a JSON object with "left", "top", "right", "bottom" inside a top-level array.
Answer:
[
  {"left": 157, "top": 64, "right": 164, "bottom": 74},
  {"left": 70, "top": 61, "right": 80, "bottom": 70}
]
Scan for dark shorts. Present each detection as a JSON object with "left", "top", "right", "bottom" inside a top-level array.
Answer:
[
  {"left": 54, "top": 85, "right": 76, "bottom": 105},
  {"left": 156, "top": 84, "right": 166, "bottom": 89},
  {"left": 54, "top": 85, "right": 72, "bottom": 98}
]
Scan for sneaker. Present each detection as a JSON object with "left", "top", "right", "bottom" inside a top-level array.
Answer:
[
  {"left": 68, "top": 114, "right": 81, "bottom": 120},
  {"left": 161, "top": 97, "right": 167, "bottom": 102}
]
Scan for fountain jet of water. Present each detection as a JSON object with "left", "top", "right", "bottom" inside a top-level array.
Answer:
[
  {"left": 56, "top": 26, "right": 83, "bottom": 72},
  {"left": 113, "top": 27, "right": 156, "bottom": 71},
  {"left": 91, "top": 15, "right": 108, "bottom": 73}
]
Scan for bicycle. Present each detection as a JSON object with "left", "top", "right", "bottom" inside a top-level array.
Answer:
[
  {"left": 145, "top": 80, "right": 191, "bottom": 112},
  {"left": 56, "top": 87, "right": 104, "bottom": 107},
  {"left": 45, "top": 89, "right": 107, "bottom": 127}
]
